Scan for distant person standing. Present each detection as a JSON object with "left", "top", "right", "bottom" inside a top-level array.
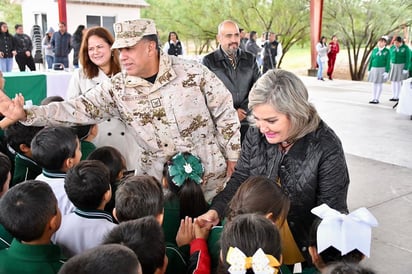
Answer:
[
  {"left": 316, "top": 36, "right": 328, "bottom": 81},
  {"left": 203, "top": 20, "right": 260, "bottom": 142},
  {"left": 71, "top": 25, "right": 86, "bottom": 68},
  {"left": 42, "top": 27, "right": 55, "bottom": 69},
  {"left": 0, "top": 22, "right": 16, "bottom": 72},
  {"left": 368, "top": 37, "right": 390, "bottom": 104},
  {"left": 388, "top": 36, "right": 410, "bottom": 102},
  {"left": 327, "top": 35, "right": 340, "bottom": 80},
  {"left": 163, "top": 31, "right": 185, "bottom": 56},
  {"left": 245, "top": 31, "right": 262, "bottom": 66},
  {"left": 239, "top": 28, "right": 248, "bottom": 51},
  {"left": 13, "top": 24, "right": 36, "bottom": 71},
  {"left": 51, "top": 22, "right": 72, "bottom": 69},
  {"left": 261, "top": 32, "right": 282, "bottom": 73}
]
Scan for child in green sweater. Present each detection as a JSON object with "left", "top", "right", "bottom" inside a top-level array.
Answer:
[
  {"left": 368, "top": 37, "right": 391, "bottom": 104},
  {"left": 0, "top": 180, "right": 65, "bottom": 274},
  {"left": 4, "top": 122, "right": 43, "bottom": 186},
  {"left": 0, "top": 152, "right": 13, "bottom": 250}
]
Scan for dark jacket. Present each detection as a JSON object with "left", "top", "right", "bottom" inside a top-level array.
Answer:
[
  {"left": 71, "top": 33, "right": 82, "bottom": 66},
  {"left": 51, "top": 31, "right": 72, "bottom": 57},
  {"left": 211, "top": 121, "right": 349, "bottom": 262},
  {"left": 0, "top": 33, "right": 15, "bottom": 58},
  {"left": 13, "top": 33, "right": 33, "bottom": 54},
  {"left": 202, "top": 48, "right": 260, "bottom": 115},
  {"left": 262, "top": 40, "right": 279, "bottom": 72},
  {"left": 167, "top": 41, "right": 183, "bottom": 56},
  {"left": 245, "top": 38, "right": 261, "bottom": 57}
]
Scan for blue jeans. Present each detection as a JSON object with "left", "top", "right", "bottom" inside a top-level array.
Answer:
[
  {"left": 317, "top": 56, "right": 324, "bottom": 79},
  {"left": 0, "top": 58, "right": 14, "bottom": 72},
  {"left": 46, "top": 55, "right": 54, "bottom": 69}
]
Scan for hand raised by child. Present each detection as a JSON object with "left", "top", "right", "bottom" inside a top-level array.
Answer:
[
  {"left": 193, "top": 218, "right": 212, "bottom": 240},
  {"left": 0, "top": 91, "right": 26, "bottom": 121},
  {"left": 176, "top": 216, "right": 195, "bottom": 247}
]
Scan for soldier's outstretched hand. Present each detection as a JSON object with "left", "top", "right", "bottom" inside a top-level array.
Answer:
[{"left": 0, "top": 90, "right": 27, "bottom": 121}]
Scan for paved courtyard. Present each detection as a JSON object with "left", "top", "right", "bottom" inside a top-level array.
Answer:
[{"left": 301, "top": 75, "right": 412, "bottom": 273}]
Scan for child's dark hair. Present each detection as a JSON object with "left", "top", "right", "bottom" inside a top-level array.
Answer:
[
  {"left": 31, "top": 126, "right": 78, "bottom": 170},
  {"left": 309, "top": 218, "right": 365, "bottom": 265},
  {"left": 394, "top": 36, "right": 403, "bottom": 43},
  {"left": 115, "top": 175, "right": 164, "bottom": 222},
  {"left": 0, "top": 180, "right": 57, "bottom": 241},
  {"left": 4, "top": 122, "right": 43, "bottom": 154},
  {"left": 87, "top": 146, "right": 126, "bottom": 214},
  {"left": 59, "top": 244, "right": 141, "bottom": 274},
  {"left": 104, "top": 216, "right": 165, "bottom": 274},
  {"left": 219, "top": 213, "right": 282, "bottom": 274},
  {"left": 71, "top": 125, "right": 93, "bottom": 141},
  {"left": 226, "top": 176, "right": 290, "bottom": 224},
  {"left": 0, "top": 152, "right": 11, "bottom": 189},
  {"left": 87, "top": 146, "right": 126, "bottom": 184},
  {"left": 64, "top": 160, "right": 111, "bottom": 210},
  {"left": 163, "top": 152, "right": 208, "bottom": 219},
  {"left": 323, "top": 262, "right": 376, "bottom": 274}
]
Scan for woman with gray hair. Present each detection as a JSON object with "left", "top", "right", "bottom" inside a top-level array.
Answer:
[{"left": 199, "top": 69, "right": 349, "bottom": 270}]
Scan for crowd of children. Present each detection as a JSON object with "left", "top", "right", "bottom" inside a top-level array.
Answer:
[
  {"left": 0, "top": 62, "right": 384, "bottom": 274},
  {"left": 368, "top": 35, "right": 411, "bottom": 105},
  {"left": 0, "top": 17, "right": 395, "bottom": 273},
  {"left": 0, "top": 112, "right": 379, "bottom": 273}
]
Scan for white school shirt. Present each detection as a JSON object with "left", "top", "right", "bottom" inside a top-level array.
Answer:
[
  {"left": 36, "top": 171, "right": 75, "bottom": 215},
  {"left": 53, "top": 208, "right": 117, "bottom": 258}
]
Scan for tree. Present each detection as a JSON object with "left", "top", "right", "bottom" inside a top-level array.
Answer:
[
  {"left": 227, "top": 0, "right": 310, "bottom": 68},
  {"left": 0, "top": 0, "right": 22, "bottom": 30},
  {"left": 323, "top": 0, "right": 412, "bottom": 80},
  {"left": 142, "top": 0, "right": 224, "bottom": 54},
  {"left": 142, "top": 0, "right": 310, "bottom": 66}
]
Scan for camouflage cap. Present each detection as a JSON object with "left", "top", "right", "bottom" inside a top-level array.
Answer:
[{"left": 111, "top": 19, "right": 157, "bottom": 49}]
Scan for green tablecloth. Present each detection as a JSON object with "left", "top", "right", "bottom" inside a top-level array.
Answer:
[{"left": 3, "top": 72, "right": 47, "bottom": 105}]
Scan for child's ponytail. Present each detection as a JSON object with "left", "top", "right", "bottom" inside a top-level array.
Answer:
[{"left": 164, "top": 152, "right": 208, "bottom": 219}]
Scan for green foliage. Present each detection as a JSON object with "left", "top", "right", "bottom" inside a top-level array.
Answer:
[
  {"left": 324, "top": 0, "right": 412, "bottom": 80},
  {"left": 142, "top": 0, "right": 223, "bottom": 54},
  {"left": 142, "top": 0, "right": 311, "bottom": 64},
  {"left": 0, "top": 0, "right": 22, "bottom": 30},
  {"left": 142, "top": 0, "right": 411, "bottom": 74}
]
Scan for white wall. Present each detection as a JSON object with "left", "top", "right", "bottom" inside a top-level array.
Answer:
[
  {"left": 20, "top": 0, "right": 145, "bottom": 34},
  {"left": 66, "top": 3, "right": 142, "bottom": 34},
  {"left": 20, "top": 0, "right": 59, "bottom": 33},
  {"left": 18, "top": 0, "right": 147, "bottom": 69}
]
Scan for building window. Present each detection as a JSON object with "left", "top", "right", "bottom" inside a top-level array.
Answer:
[
  {"left": 34, "top": 13, "right": 47, "bottom": 36},
  {"left": 86, "top": 15, "right": 116, "bottom": 36}
]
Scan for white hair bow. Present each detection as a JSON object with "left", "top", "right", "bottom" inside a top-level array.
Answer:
[
  {"left": 311, "top": 204, "right": 378, "bottom": 257},
  {"left": 226, "top": 247, "right": 280, "bottom": 274}
]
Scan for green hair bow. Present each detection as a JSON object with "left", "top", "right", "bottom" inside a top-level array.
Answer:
[{"left": 168, "top": 152, "right": 204, "bottom": 187}]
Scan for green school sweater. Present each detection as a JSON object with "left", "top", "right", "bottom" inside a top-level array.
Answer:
[{"left": 0, "top": 239, "right": 64, "bottom": 274}]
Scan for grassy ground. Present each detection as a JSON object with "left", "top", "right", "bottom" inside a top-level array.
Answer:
[
  {"left": 280, "top": 45, "right": 353, "bottom": 80},
  {"left": 188, "top": 42, "right": 354, "bottom": 80}
]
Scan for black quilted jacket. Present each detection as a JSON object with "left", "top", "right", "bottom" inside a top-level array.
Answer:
[
  {"left": 202, "top": 48, "right": 260, "bottom": 117},
  {"left": 211, "top": 120, "right": 349, "bottom": 262}
]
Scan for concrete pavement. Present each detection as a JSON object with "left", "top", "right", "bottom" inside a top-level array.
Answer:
[{"left": 301, "top": 75, "right": 412, "bottom": 273}]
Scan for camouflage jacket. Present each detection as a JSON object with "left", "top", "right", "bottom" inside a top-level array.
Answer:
[{"left": 24, "top": 53, "right": 241, "bottom": 201}]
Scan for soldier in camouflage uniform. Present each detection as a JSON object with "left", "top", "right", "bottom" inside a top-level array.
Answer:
[{"left": 0, "top": 19, "right": 241, "bottom": 201}]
